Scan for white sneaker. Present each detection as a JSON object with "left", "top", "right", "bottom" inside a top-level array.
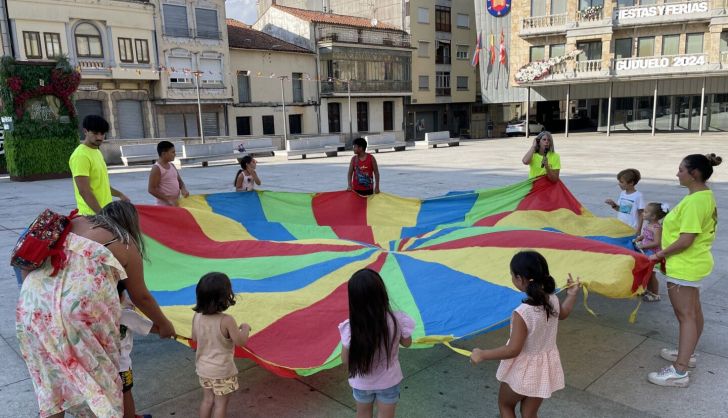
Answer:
[
  {"left": 660, "top": 348, "right": 697, "bottom": 368},
  {"left": 647, "top": 365, "right": 690, "bottom": 387}
]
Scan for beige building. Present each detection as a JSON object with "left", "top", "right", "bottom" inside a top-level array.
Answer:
[
  {"left": 6, "top": 0, "right": 159, "bottom": 139},
  {"left": 509, "top": 0, "right": 728, "bottom": 134},
  {"left": 227, "top": 19, "right": 319, "bottom": 137},
  {"left": 265, "top": 0, "right": 478, "bottom": 139},
  {"left": 154, "top": 0, "right": 232, "bottom": 137},
  {"left": 254, "top": 4, "right": 412, "bottom": 144}
]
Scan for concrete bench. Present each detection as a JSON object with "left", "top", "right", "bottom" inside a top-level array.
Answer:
[
  {"left": 424, "top": 131, "right": 460, "bottom": 148},
  {"left": 178, "top": 141, "right": 241, "bottom": 166},
  {"left": 364, "top": 133, "right": 406, "bottom": 153},
  {"left": 230, "top": 138, "right": 277, "bottom": 157},
  {"left": 286, "top": 135, "right": 342, "bottom": 159},
  {"left": 119, "top": 141, "right": 183, "bottom": 166}
]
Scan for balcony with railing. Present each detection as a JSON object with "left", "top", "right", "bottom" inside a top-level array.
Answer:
[
  {"left": 575, "top": 6, "right": 612, "bottom": 27},
  {"left": 316, "top": 25, "right": 411, "bottom": 48},
  {"left": 77, "top": 58, "right": 111, "bottom": 76},
  {"left": 613, "top": 0, "right": 721, "bottom": 27},
  {"left": 519, "top": 14, "right": 569, "bottom": 37},
  {"left": 320, "top": 79, "right": 411, "bottom": 95},
  {"left": 721, "top": 51, "right": 728, "bottom": 68},
  {"left": 576, "top": 59, "right": 603, "bottom": 73}
]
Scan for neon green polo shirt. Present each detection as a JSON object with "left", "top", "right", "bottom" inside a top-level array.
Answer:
[
  {"left": 69, "top": 144, "right": 112, "bottom": 215},
  {"left": 662, "top": 190, "right": 717, "bottom": 282},
  {"left": 529, "top": 152, "right": 561, "bottom": 178}
]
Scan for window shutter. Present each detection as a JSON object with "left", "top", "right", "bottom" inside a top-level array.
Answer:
[
  {"left": 117, "top": 100, "right": 145, "bottom": 139},
  {"left": 199, "top": 58, "right": 222, "bottom": 83},
  {"left": 168, "top": 56, "right": 192, "bottom": 82},
  {"left": 163, "top": 5, "right": 189, "bottom": 37},
  {"left": 195, "top": 8, "right": 218, "bottom": 39},
  {"left": 164, "top": 114, "right": 185, "bottom": 137},
  {"left": 201, "top": 112, "right": 219, "bottom": 136}
]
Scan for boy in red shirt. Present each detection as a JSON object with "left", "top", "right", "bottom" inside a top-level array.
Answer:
[{"left": 347, "top": 137, "right": 380, "bottom": 196}]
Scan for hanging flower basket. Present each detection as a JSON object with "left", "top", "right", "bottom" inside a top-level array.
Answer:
[{"left": 579, "top": 5, "right": 603, "bottom": 21}]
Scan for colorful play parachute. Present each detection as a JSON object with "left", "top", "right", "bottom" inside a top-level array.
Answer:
[{"left": 138, "top": 177, "right": 652, "bottom": 377}]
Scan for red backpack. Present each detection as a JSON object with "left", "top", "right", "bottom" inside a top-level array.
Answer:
[{"left": 10, "top": 209, "right": 78, "bottom": 276}]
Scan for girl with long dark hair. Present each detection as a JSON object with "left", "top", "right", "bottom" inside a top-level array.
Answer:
[{"left": 338, "top": 269, "right": 414, "bottom": 418}]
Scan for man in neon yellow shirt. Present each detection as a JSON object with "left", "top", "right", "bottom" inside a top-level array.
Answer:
[{"left": 69, "top": 115, "right": 129, "bottom": 215}]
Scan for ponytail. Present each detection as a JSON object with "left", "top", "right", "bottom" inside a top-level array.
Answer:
[
  {"left": 510, "top": 251, "right": 557, "bottom": 320},
  {"left": 524, "top": 274, "right": 557, "bottom": 320},
  {"left": 233, "top": 169, "right": 243, "bottom": 187}
]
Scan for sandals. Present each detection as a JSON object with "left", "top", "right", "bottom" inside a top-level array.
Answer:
[{"left": 642, "top": 291, "right": 661, "bottom": 302}]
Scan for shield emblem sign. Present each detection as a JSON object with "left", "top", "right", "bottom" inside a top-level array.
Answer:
[{"left": 487, "top": 0, "right": 511, "bottom": 16}]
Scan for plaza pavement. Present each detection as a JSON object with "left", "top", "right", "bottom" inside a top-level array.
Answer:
[{"left": 0, "top": 132, "right": 726, "bottom": 418}]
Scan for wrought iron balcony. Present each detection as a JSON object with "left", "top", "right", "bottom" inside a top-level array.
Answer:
[
  {"left": 316, "top": 25, "right": 410, "bottom": 48},
  {"left": 320, "top": 79, "right": 411, "bottom": 94}
]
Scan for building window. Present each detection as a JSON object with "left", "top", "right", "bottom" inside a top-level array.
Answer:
[
  {"left": 637, "top": 36, "right": 654, "bottom": 57},
  {"left": 44, "top": 33, "right": 62, "bottom": 58},
  {"left": 199, "top": 57, "right": 223, "bottom": 85},
  {"left": 418, "top": 41, "right": 430, "bottom": 57},
  {"left": 168, "top": 55, "right": 193, "bottom": 84},
  {"left": 135, "top": 40, "right": 150, "bottom": 63},
  {"left": 292, "top": 72, "right": 303, "bottom": 102},
  {"left": 418, "top": 7, "right": 429, "bottom": 24},
  {"left": 456, "top": 45, "right": 469, "bottom": 60},
  {"left": 532, "top": 0, "right": 547, "bottom": 16},
  {"left": 383, "top": 101, "right": 394, "bottom": 131},
  {"left": 435, "top": 6, "right": 451, "bottom": 32},
  {"left": 357, "top": 102, "right": 369, "bottom": 132},
  {"left": 685, "top": 33, "right": 703, "bottom": 54},
  {"left": 618, "top": 0, "right": 635, "bottom": 6},
  {"left": 236, "top": 116, "right": 251, "bottom": 135},
  {"left": 552, "top": 0, "right": 567, "bottom": 14},
  {"left": 549, "top": 43, "right": 565, "bottom": 58},
  {"left": 237, "top": 71, "right": 251, "bottom": 103},
  {"left": 75, "top": 23, "right": 103, "bottom": 58},
  {"left": 721, "top": 31, "right": 728, "bottom": 52},
  {"left": 615, "top": 38, "right": 632, "bottom": 59},
  {"left": 579, "top": 0, "right": 603, "bottom": 11},
  {"left": 163, "top": 4, "right": 190, "bottom": 37},
  {"left": 456, "top": 76, "right": 468, "bottom": 91},
  {"left": 289, "top": 114, "right": 302, "bottom": 134},
  {"left": 456, "top": 14, "right": 469, "bottom": 28},
  {"left": 436, "top": 71, "right": 450, "bottom": 96},
  {"left": 661, "top": 35, "right": 679, "bottom": 56},
  {"left": 262, "top": 115, "right": 275, "bottom": 135},
  {"left": 436, "top": 41, "right": 451, "bottom": 64},
  {"left": 529, "top": 46, "right": 545, "bottom": 62},
  {"left": 195, "top": 8, "right": 219, "bottom": 39},
  {"left": 118, "top": 38, "right": 134, "bottom": 63},
  {"left": 23, "top": 31, "right": 42, "bottom": 59},
  {"left": 418, "top": 75, "right": 429, "bottom": 90},
  {"left": 328, "top": 103, "right": 341, "bottom": 133},
  {"left": 577, "top": 41, "right": 602, "bottom": 60}
]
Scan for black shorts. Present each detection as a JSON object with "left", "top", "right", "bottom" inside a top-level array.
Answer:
[
  {"left": 355, "top": 189, "right": 373, "bottom": 196},
  {"left": 119, "top": 369, "right": 134, "bottom": 393}
]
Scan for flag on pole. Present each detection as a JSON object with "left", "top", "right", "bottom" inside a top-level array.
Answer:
[
  {"left": 471, "top": 32, "right": 482, "bottom": 67},
  {"left": 489, "top": 33, "right": 496, "bottom": 65},
  {"left": 499, "top": 30, "right": 506, "bottom": 65}
]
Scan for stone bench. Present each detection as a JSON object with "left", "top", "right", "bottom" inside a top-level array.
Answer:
[
  {"left": 286, "top": 135, "right": 342, "bottom": 159},
  {"left": 424, "top": 131, "right": 460, "bottom": 148},
  {"left": 178, "top": 141, "right": 241, "bottom": 166},
  {"left": 120, "top": 141, "right": 184, "bottom": 166},
  {"left": 364, "top": 133, "right": 406, "bottom": 153},
  {"left": 230, "top": 138, "right": 277, "bottom": 158}
]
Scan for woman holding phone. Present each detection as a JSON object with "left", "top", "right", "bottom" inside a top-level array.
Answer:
[{"left": 522, "top": 131, "right": 560, "bottom": 182}]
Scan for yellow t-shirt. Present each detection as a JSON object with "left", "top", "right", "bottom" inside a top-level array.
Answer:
[
  {"left": 662, "top": 190, "right": 717, "bottom": 282},
  {"left": 529, "top": 152, "right": 561, "bottom": 178},
  {"left": 69, "top": 144, "right": 112, "bottom": 215}
]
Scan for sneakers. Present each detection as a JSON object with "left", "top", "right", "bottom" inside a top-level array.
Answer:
[
  {"left": 647, "top": 365, "right": 690, "bottom": 387},
  {"left": 642, "top": 291, "right": 661, "bottom": 302},
  {"left": 660, "top": 348, "right": 697, "bottom": 368}
]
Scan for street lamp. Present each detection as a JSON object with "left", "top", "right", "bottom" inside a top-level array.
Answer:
[
  {"left": 192, "top": 70, "right": 205, "bottom": 144},
  {"left": 279, "top": 75, "right": 289, "bottom": 143}
]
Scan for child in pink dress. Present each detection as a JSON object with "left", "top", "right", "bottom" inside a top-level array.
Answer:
[
  {"left": 339, "top": 268, "right": 414, "bottom": 418},
  {"left": 470, "top": 251, "right": 580, "bottom": 418}
]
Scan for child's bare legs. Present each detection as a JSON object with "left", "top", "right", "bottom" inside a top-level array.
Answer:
[
  {"left": 355, "top": 402, "right": 374, "bottom": 418},
  {"left": 200, "top": 388, "right": 215, "bottom": 418},
  {"left": 123, "top": 390, "right": 137, "bottom": 418},
  {"left": 647, "top": 272, "right": 660, "bottom": 295},
  {"left": 211, "top": 393, "right": 231, "bottom": 418},
  {"left": 376, "top": 402, "right": 396, "bottom": 418},
  {"left": 498, "top": 382, "right": 543, "bottom": 418}
]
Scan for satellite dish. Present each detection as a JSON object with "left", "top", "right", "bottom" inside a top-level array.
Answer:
[{"left": 371, "top": 18, "right": 378, "bottom": 26}]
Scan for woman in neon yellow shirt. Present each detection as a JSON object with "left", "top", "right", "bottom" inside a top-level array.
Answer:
[
  {"left": 521, "top": 131, "right": 560, "bottom": 182},
  {"left": 647, "top": 153, "right": 722, "bottom": 388}
]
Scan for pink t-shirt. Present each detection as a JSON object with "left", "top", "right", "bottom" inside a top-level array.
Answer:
[
  {"left": 338, "top": 311, "right": 415, "bottom": 390},
  {"left": 155, "top": 161, "right": 180, "bottom": 205}
]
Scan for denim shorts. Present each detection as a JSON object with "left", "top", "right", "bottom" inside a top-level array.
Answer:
[{"left": 352, "top": 384, "right": 400, "bottom": 405}]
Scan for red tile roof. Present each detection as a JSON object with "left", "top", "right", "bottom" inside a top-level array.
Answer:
[
  {"left": 271, "top": 4, "right": 404, "bottom": 32},
  {"left": 227, "top": 20, "right": 312, "bottom": 54}
]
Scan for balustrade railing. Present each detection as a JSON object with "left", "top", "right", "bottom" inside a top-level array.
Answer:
[
  {"left": 521, "top": 13, "right": 568, "bottom": 30},
  {"left": 575, "top": 59, "right": 602, "bottom": 72}
]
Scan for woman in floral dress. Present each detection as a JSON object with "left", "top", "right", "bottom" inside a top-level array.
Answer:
[{"left": 16, "top": 201, "right": 175, "bottom": 418}]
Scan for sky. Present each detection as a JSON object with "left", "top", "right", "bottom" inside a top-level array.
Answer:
[{"left": 225, "top": 0, "right": 258, "bottom": 25}]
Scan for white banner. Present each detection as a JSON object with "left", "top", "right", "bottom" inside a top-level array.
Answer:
[
  {"left": 617, "top": 2, "right": 708, "bottom": 19},
  {"left": 615, "top": 55, "right": 706, "bottom": 71}
]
